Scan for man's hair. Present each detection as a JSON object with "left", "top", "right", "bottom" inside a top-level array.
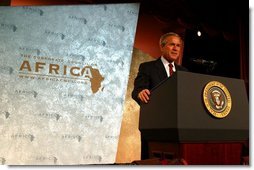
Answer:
[{"left": 159, "top": 32, "right": 182, "bottom": 47}]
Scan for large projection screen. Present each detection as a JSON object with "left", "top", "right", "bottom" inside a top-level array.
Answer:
[{"left": 0, "top": 4, "right": 139, "bottom": 165}]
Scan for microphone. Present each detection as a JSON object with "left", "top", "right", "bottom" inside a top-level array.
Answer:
[
  {"left": 190, "top": 58, "right": 216, "bottom": 65},
  {"left": 189, "top": 58, "right": 217, "bottom": 72}
]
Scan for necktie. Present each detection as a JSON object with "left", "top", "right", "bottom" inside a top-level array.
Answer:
[{"left": 168, "top": 63, "right": 173, "bottom": 77}]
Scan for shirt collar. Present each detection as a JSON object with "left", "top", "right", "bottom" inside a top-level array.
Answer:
[
  {"left": 161, "top": 56, "right": 175, "bottom": 68},
  {"left": 160, "top": 56, "right": 176, "bottom": 77}
]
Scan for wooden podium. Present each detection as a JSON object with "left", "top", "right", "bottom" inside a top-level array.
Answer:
[{"left": 139, "top": 71, "right": 249, "bottom": 165}]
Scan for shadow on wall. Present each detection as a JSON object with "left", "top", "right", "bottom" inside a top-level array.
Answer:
[{"left": 115, "top": 48, "right": 154, "bottom": 163}]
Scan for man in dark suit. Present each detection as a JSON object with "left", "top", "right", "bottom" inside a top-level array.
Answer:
[{"left": 132, "top": 32, "right": 188, "bottom": 160}]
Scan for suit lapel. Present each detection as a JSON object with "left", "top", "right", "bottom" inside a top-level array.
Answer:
[{"left": 155, "top": 58, "right": 167, "bottom": 81}]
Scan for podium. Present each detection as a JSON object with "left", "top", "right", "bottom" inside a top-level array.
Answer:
[{"left": 139, "top": 71, "right": 249, "bottom": 165}]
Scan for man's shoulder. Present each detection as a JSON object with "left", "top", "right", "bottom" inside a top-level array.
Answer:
[
  {"left": 175, "top": 64, "right": 188, "bottom": 71},
  {"left": 140, "top": 58, "right": 161, "bottom": 67}
]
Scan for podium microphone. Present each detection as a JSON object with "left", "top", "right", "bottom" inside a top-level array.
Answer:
[{"left": 190, "top": 58, "right": 216, "bottom": 65}]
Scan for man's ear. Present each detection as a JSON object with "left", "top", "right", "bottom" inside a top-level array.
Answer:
[{"left": 159, "top": 44, "right": 163, "bottom": 52}]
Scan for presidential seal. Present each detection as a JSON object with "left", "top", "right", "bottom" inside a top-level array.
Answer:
[{"left": 203, "top": 81, "right": 232, "bottom": 118}]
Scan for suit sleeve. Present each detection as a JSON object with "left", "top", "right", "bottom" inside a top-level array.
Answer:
[{"left": 131, "top": 63, "right": 150, "bottom": 105}]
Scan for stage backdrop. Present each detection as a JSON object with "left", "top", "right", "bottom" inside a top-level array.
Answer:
[{"left": 0, "top": 4, "right": 139, "bottom": 165}]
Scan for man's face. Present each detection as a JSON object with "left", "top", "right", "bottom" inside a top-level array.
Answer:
[{"left": 160, "top": 36, "right": 182, "bottom": 62}]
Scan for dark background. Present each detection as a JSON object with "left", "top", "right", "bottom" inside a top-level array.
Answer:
[{"left": 1, "top": 0, "right": 249, "bottom": 88}]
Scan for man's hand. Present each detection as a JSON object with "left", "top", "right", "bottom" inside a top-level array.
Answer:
[{"left": 138, "top": 89, "right": 151, "bottom": 103}]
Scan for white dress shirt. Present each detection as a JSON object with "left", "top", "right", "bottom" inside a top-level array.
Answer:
[{"left": 161, "top": 56, "right": 176, "bottom": 77}]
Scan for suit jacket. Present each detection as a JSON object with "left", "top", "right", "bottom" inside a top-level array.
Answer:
[{"left": 132, "top": 58, "right": 188, "bottom": 104}]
